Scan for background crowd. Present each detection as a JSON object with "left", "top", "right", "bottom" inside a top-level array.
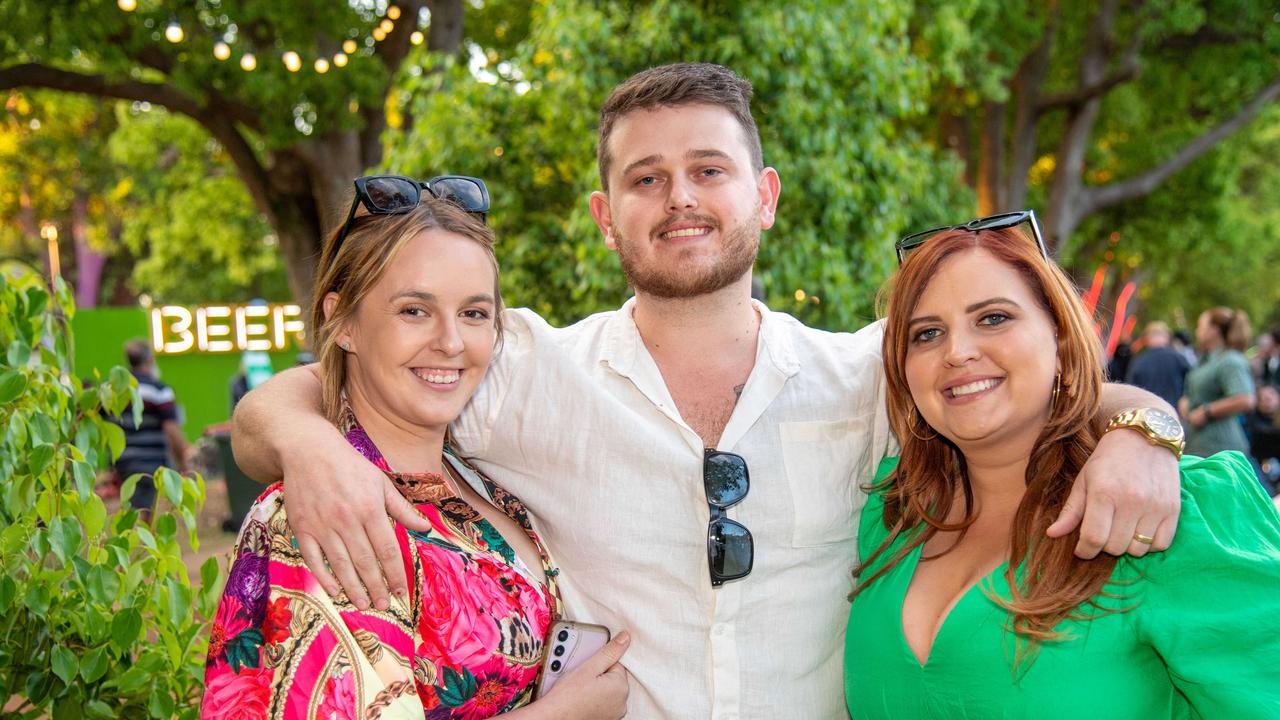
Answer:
[{"left": 1119, "top": 314, "right": 1280, "bottom": 504}]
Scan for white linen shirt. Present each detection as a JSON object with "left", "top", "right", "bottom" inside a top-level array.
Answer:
[{"left": 452, "top": 299, "right": 895, "bottom": 720}]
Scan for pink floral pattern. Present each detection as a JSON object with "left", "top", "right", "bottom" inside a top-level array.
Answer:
[{"left": 201, "top": 409, "right": 560, "bottom": 719}]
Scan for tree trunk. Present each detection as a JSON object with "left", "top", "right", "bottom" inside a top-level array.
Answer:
[
  {"left": 0, "top": 0, "right": 449, "bottom": 307},
  {"left": 937, "top": 91, "right": 973, "bottom": 190},
  {"left": 1043, "top": 0, "right": 1117, "bottom": 255},
  {"left": 71, "top": 189, "right": 105, "bottom": 308},
  {"left": 1006, "top": 10, "right": 1057, "bottom": 212},
  {"left": 976, "top": 100, "right": 1007, "bottom": 215}
]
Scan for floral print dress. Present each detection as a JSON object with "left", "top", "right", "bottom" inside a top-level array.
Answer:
[{"left": 202, "top": 409, "right": 561, "bottom": 720}]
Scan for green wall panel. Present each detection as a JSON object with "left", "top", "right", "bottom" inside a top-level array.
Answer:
[{"left": 72, "top": 307, "right": 305, "bottom": 442}]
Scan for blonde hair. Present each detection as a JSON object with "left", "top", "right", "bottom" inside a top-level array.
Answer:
[{"left": 309, "top": 199, "right": 502, "bottom": 424}]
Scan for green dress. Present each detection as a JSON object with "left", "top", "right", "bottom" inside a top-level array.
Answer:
[{"left": 844, "top": 452, "right": 1280, "bottom": 719}]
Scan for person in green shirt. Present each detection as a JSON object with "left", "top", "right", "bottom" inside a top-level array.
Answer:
[
  {"left": 1179, "top": 307, "right": 1256, "bottom": 457},
  {"left": 844, "top": 216, "right": 1280, "bottom": 719}
]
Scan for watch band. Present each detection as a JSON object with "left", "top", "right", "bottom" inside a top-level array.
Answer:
[{"left": 1104, "top": 407, "right": 1185, "bottom": 460}]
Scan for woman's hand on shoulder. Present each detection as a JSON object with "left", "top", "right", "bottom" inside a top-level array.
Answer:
[{"left": 519, "top": 631, "right": 631, "bottom": 720}]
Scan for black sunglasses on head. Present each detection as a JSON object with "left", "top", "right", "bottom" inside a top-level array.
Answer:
[
  {"left": 895, "top": 210, "right": 1047, "bottom": 265},
  {"left": 705, "top": 449, "right": 753, "bottom": 586},
  {"left": 332, "top": 174, "right": 491, "bottom": 255}
]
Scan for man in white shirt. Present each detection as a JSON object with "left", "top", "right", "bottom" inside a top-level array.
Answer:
[{"left": 233, "top": 63, "right": 1180, "bottom": 719}]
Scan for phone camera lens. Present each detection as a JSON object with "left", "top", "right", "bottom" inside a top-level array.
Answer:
[
  {"left": 550, "top": 660, "right": 562, "bottom": 672},
  {"left": 557, "top": 630, "right": 569, "bottom": 642},
  {"left": 554, "top": 645, "right": 565, "bottom": 656}
]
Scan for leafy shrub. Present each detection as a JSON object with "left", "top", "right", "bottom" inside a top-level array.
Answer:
[{"left": 0, "top": 272, "right": 219, "bottom": 719}]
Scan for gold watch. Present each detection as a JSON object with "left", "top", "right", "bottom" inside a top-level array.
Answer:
[{"left": 1104, "top": 407, "right": 1185, "bottom": 460}]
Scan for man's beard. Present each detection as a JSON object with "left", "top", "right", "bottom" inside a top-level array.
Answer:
[{"left": 615, "top": 211, "right": 760, "bottom": 299}]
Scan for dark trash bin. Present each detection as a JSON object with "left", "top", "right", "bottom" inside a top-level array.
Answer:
[{"left": 212, "top": 430, "right": 260, "bottom": 531}]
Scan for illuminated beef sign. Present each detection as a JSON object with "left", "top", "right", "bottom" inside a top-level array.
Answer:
[{"left": 149, "top": 304, "right": 306, "bottom": 354}]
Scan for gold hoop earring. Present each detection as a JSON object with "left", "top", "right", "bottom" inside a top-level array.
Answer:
[
  {"left": 907, "top": 405, "right": 938, "bottom": 442},
  {"left": 1051, "top": 372, "right": 1062, "bottom": 406}
]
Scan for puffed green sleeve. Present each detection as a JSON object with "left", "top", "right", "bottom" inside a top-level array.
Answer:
[
  {"left": 1134, "top": 451, "right": 1280, "bottom": 718},
  {"left": 857, "top": 457, "right": 900, "bottom": 563}
]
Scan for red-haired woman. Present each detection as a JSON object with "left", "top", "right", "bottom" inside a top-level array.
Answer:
[{"left": 844, "top": 215, "right": 1280, "bottom": 718}]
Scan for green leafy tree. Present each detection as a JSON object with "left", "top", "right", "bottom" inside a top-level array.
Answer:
[
  {"left": 0, "top": 91, "right": 121, "bottom": 306},
  {"left": 0, "top": 0, "right": 465, "bottom": 306},
  {"left": 0, "top": 271, "right": 219, "bottom": 718},
  {"left": 105, "top": 105, "right": 290, "bottom": 304},
  {"left": 390, "top": 0, "right": 969, "bottom": 329},
  {"left": 913, "top": 0, "right": 1280, "bottom": 254},
  {"left": 1, "top": 90, "right": 290, "bottom": 306},
  {"left": 1070, "top": 103, "right": 1280, "bottom": 331}
]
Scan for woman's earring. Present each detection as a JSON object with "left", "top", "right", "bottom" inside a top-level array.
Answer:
[
  {"left": 341, "top": 342, "right": 351, "bottom": 352},
  {"left": 907, "top": 405, "right": 938, "bottom": 442},
  {"left": 1051, "top": 372, "right": 1062, "bottom": 406}
]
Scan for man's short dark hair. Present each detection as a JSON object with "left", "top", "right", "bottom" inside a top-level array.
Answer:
[
  {"left": 597, "top": 63, "right": 763, "bottom": 192},
  {"left": 124, "top": 338, "right": 152, "bottom": 370}
]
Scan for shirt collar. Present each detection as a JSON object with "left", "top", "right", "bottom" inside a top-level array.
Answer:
[{"left": 600, "top": 296, "right": 801, "bottom": 379}]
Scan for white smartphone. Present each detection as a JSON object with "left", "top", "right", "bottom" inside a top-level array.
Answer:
[{"left": 535, "top": 620, "right": 611, "bottom": 698}]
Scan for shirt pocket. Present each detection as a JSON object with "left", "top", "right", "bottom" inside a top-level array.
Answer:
[{"left": 780, "top": 417, "right": 871, "bottom": 548}]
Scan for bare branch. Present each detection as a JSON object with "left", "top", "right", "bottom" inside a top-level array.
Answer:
[
  {"left": 1083, "top": 74, "right": 1280, "bottom": 213},
  {"left": 360, "top": 0, "right": 433, "bottom": 167},
  {"left": 1044, "top": 0, "right": 1123, "bottom": 250},
  {"left": 104, "top": 23, "right": 263, "bottom": 132},
  {"left": 374, "top": 0, "right": 434, "bottom": 72},
  {"left": 204, "top": 117, "right": 276, "bottom": 223},
  {"left": 1158, "top": 27, "right": 1252, "bottom": 53},
  {"left": 0, "top": 62, "right": 276, "bottom": 225},
  {"left": 1037, "top": 63, "right": 1137, "bottom": 110},
  {"left": 1038, "top": 28, "right": 1141, "bottom": 110},
  {"left": 0, "top": 62, "right": 205, "bottom": 117}
]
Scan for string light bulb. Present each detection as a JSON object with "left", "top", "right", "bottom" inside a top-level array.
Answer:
[
  {"left": 240, "top": 52, "right": 257, "bottom": 71},
  {"left": 333, "top": 52, "right": 349, "bottom": 67},
  {"left": 387, "top": 5, "right": 401, "bottom": 20},
  {"left": 213, "top": 41, "right": 231, "bottom": 60},
  {"left": 314, "top": 58, "right": 330, "bottom": 73},
  {"left": 165, "top": 19, "right": 185, "bottom": 43},
  {"left": 282, "top": 51, "right": 302, "bottom": 72},
  {"left": 379, "top": 19, "right": 394, "bottom": 33},
  {"left": 410, "top": 31, "right": 424, "bottom": 45},
  {"left": 372, "top": 27, "right": 387, "bottom": 42},
  {"left": 117, "top": 0, "right": 137, "bottom": 11},
  {"left": 342, "top": 39, "right": 358, "bottom": 54}
]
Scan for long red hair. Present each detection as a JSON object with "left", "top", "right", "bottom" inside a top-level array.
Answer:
[{"left": 853, "top": 226, "right": 1118, "bottom": 663}]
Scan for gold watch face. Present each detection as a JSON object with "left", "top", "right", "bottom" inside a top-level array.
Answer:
[{"left": 1142, "top": 409, "right": 1183, "bottom": 442}]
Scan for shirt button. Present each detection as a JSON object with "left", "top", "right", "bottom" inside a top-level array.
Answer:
[{"left": 713, "top": 623, "right": 727, "bottom": 637}]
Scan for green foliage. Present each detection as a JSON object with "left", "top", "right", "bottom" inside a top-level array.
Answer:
[
  {"left": 1, "top": 89, "right": 289, "bottom": 305},
  {"left": 0, "top": 92, "right": 119, "bottom": 267},
  {"left": 2, "top": 0, "right": 391, "bottom": 147},
  {"left": 105, "top": 105, "right": 289, "bottom": 304},
  {"left": 390, "top": 0, "right": 970, "bottom": 330},
  {"left": 0, "top": 272, "right": 220, "bottom": 718},
  {"left": 1054, "top": 1, "right": 1280, "bottom": 328},
  {"left": 906, "top": 0, "right": 1280, "bottom": 327},
  {"left": 1068, "top": 104, "right": 1280, "bottom": 331}
]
